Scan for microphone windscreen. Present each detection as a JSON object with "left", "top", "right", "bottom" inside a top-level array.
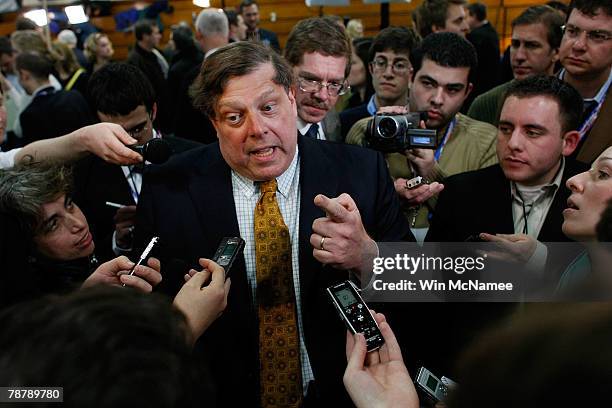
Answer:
[{"left": 143, "top": 138, "right": 172, "bottom": 164}]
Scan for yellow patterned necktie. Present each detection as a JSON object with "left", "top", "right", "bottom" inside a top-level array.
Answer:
[{"left": 255, "top": 179, "right": 303, "bottom": 408}]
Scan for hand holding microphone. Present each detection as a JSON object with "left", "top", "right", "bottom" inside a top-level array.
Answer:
[{"left": 128, "top": 138, "right": 173, "bottom": 164}]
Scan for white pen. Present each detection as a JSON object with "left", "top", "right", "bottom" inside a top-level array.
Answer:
[
  {"left": 105, "top": 201, "right": 124, "bottom": 209},
  {"left": 122, "top": 236, "right": 160, "bottom": 287}
]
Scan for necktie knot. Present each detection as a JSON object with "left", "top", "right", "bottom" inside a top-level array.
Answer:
[
  {"left": 305, "top": 123, "right": 319, "bottom": 139},
  {"left": 260, "top": 179, "right": 277, "bottom": 194}
]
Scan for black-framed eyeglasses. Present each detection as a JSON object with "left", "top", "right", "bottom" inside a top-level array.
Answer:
[
  {"left": 298, "top": 77, "right": 350, "bottom": 97},
  {"left": 562, "top": 24, "right": 612, "bottom": 44},
  {"left": 125, "top": 114, "right": 152, "bottom": 139},
  {"left": 370, "top": 58, "right": 411, "bottom": 75}
]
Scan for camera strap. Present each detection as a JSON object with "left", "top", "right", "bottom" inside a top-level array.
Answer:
[{"left": 434, "top": 117, "right": 456, "bottom": 162}]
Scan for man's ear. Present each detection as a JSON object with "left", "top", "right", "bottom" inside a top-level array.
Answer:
[
  {"left": 17, "top": 68, "right": 29, "bottom": 82},
  {"left": 464, "top": 82, "right": 474, "bottom": 99},
  {"left": 551, "top": 47, "right": 560, "bottom": 63},
  {"left": 561, "top": 130, "right": 580, "bottom": 156},
  {"left": 432, "top": 25, "right": 444, "bottom": 33},
  {"left": 288, "top": 86, "right": 297, "bottom": 115},
  {"left": 150, "top": 103, "right": 157, "bottom": 122},
  {"left": 210, "top": 115, "right": 221, "bottom": 139}
]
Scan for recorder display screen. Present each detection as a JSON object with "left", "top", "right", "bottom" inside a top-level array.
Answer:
[
  {"left": 222, "top": 243, "right": 236, "bottom": 257},
  {"left": 411, "top": 136, "right": 434, "bottom": 145},
  {"left": 426, "top": 375, "right": 438, "bottom": 391},
  {"left": 336, "top": 288, "right": 357, "bottom": 308}
]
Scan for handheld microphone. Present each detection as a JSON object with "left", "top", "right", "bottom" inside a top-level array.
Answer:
[{"left": 130, "top": 138, "right": 172, "bottom": 164}]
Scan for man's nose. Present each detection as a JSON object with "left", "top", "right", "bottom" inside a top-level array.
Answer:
[
  {"left": 514, "top": 44, "right": 527, "bottom": 61},
  {"left": 507, "top": 129, "right": 524, "bottom": 151},
  {"left": 430, "top": 87, "right": 444, "bottom": 105},
  {"left": 313, "top": 85, "right": 331, "bottom": 102},
  {"left": 246, "top": 113, "right": 266, "bottom": 137}
]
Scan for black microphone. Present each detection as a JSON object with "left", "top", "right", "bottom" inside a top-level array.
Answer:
[{"left": 130, "top": 138, "right": 172, "bottom": 164}]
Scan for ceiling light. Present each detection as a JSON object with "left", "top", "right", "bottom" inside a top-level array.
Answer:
[
  {"left": 23, "top": 9, "right": 48, "bottom": 27},
  {"left": 65, "top": 5, "right": 88, "bottom": 24}
]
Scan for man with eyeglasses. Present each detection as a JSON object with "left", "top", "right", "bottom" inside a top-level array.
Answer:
[
  {"left": 283, "top": 17, "right": 351, "bottom": 142},
  {"left": 340, "top": 26, "right": 420, "bottom": 140},
  {"left": 73, "top": 63, "right": 199, "bottom": 262},
  {"left": 557, "top": 0, "right": 612, "bottom": 164},
  {"left": 468, "top": 5, "right": 565, "bottom": 126},
  {"left": 347, "top": 33, "right": 497, "bottom": 237}
]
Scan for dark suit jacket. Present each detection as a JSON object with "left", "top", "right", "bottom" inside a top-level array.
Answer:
[
  {"left": 321, "top": 108, "right": 343, "bottom": 142},
  {"left": 426, "top": 160, "right": 588, "bottom": 242},
  {"left": 465, "top": 22, "right": 501, "bottom": 110},
  {"left": 173, "top": 65, "right": 217, "bottom": 144},
  {"left": 20, "top": 89, "right": 95, "bottom": 144},
  {"left": 167, "top": 46, "right": 204, "bottom": 133},
  {"left": 135, "top": 136, "right": 413, "bottom": 406},
  {"left": 73, "top": 135, "right": 201, "bottom": 262},
  {"left": 127, "top": 44, "right": 171, "bottom": 132},
  {"left": 340, "top": 103, "right": 370, "bottom": 140},
  {"left": 256, "top": 27, "right": 280, "bottom": 52},
  {"left": 396, "top": 160, "right": 588, "bottom": 378}
]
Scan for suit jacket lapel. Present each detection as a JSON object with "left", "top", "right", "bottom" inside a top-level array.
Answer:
[
  {"left": 185, "top": 144, "right": 257, "bottom": 345},
  {"left": 298, "top": 137, "right": 340, "bottom": 296},
  {"left": 186, "top": 145, "right": 239, "bottom": 242},
  {"left": 577, "top": 86, "right": 612, "bottom": 164},
  {"left": 322, "top": 109, "right": 342, "bottom": 142},
  {"left": 490, "top": 165, "right": 515, "bottom": 234}
]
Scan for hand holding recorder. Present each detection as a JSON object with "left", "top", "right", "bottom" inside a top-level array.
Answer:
[
  {"left": 174, "top": 258, "right": 232, "bottom": 345},
  {"left": 343, "top": 312, "right": 419, "bottom": 408}
]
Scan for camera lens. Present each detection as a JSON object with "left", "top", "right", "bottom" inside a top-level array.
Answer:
[{"left": 377, "top": 117, "right": 398, "bottom": 138}]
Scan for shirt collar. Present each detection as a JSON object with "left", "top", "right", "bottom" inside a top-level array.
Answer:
[
  {"left": 592, "top": 68, "right": 612, "bottom": 105},
  {"left": 231, "top": 144, "right": 300, "bottom": 199},
  {"left": 367, "top": 94, "right": 378, "bottom": 116},
  {"left": 511, "top": 157, "right": 565, "bottom": 202},
  {"left": 204, "top": 47, "right": 219, "bottom": 59},
  {"left": 31, "top": 84, "right": 54, "bottom": 97},
  {"left": 297, "top": 117, "right": 318, "bottom": 136},
  {"left": 559, "top": 68, "right": 612, "bottom": 104}
]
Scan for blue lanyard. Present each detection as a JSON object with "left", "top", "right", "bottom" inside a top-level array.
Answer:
[
  {"left": 560, "top": 69, "right": 611, "bottom": 141},
  {"left": 434, "top": 117, "right": 456, "bottom": 162},
  {"left": 578, "top": 93, "right": 608, "bottom": 141}
]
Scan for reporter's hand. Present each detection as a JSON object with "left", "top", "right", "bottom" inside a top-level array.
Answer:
[
  {"left": 82, "top": 256, "right": 162, "bottom": 292},
  {"left": 394, "top": 178, "right": 444, "bottom": 206},
  {"left": 76, "top": 123, "right": 142, "bottom": 165},
  {"left": 114, "top": 205, "right": 137, "bottom": 249},
  {"left": 311, "top": 193, "right": 378, "bottom": 280},
  {"left": 173, "top": 258, "right": 231, "bottom": 345},
  {"left": 344, "top": 312, "right": 419, "bottom": 408},
  {"left": 479, "top": 233, "right": 538, "bottom": 263},
  {"left": 405, "top": 148, "right": 435, "bottom": 179}
]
